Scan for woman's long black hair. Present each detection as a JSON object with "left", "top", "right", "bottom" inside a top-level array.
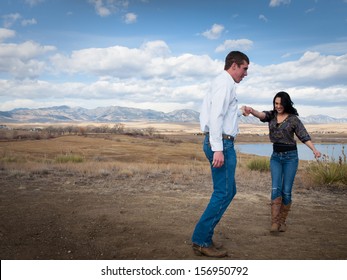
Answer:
[{"left": 273, "top": 91, "right": 298, "bottom": 116}]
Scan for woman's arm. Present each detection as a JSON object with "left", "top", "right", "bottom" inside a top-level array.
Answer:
[
  {"left": 249, "top": 107, "right": 266, "bottom": 121},
  {"left": 294, "top": 117, "right": 321, "bottom": 159},
  {"left": 304, "top": 140, "right": 321, "bottom": 158}
]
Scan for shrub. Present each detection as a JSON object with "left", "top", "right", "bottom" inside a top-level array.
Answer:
[
  {"left": 1, "top": 156, "right": 21, "bottom": 163},
  {"left": 306, "top": 147, "right": 347, "bottom": 187},
  {"left": 247, "top": 157, "right": 270, "bottom": 172},
  {"left": 54, "top": 154, "right": 84, "bottom": 163}
]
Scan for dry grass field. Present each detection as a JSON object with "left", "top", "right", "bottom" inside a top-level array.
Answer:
[{"left": 0, "top": 123, "right": 346, "bottom": 260}]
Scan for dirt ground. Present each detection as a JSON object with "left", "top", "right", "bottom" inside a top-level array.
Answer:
[
  {"left": 1, "top": 160, "right": 346, "bottom": 260},
  {"left": 1, "top": 123, "right": 346, "bottom": 260}
]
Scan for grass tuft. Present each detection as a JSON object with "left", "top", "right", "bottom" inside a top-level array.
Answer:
[
  {"left": 247, "top": 157, "right": 270, "bottom": 172},
  {"left": 54, "top": 154, "right": 84, "bottom": 163},
  {"left": 306, "top": 146, "right": 347, "bottom": 187}
]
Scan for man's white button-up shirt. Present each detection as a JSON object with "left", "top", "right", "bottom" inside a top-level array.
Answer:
[{"left": 199, "top": 70, "right": 242, "bottom": 151}]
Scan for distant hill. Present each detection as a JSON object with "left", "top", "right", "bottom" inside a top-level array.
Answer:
[
  {"left": 0, "top": 105, "right": 346, "bottom": 124},
  {"left": 0, "top": 106, "right": 199, "bottom": 123}
]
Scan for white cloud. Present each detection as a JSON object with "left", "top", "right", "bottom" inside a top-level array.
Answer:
[
  {"left": 269, "top": 0, "right": 291, "bottom": 7},
  {"left": 0, "top": 41, "right": 56, "bottom": 61},
  {"left": 0, "top": 28, "right": 16, "bottom": 42},
  {"left": 0, "top": 77, "right": 208, "bottom": 112},
  {"left": 25, "top": 0, "right": 45, "bottom": 7},
  {"left": 0, "top": 40, "right": 346, "bottom": 118},
  {"left": 215, "top": 39, "right": 254, "bottom": 53},
  {"left": 2, "top": 13, "right": 21, "bottom": 28},
  {"left": 89, "top": 0, "right": 111, "bottom": 17},
  {"left": 305, "top": 8, "right": 315, "bottom": 14},
  {"left": 281, "top": 52, "right": 292, "bottom": 59},
  {"left": 50, "top": 40, "right": 221, "bottom": 80},
  {"left": 140, "top": 40, "right": 171, "bottom": 57},
  {"left": 202, "top": 24, "right": 224, "bottom": 40},
  {"left": 97, "top": 4, "right": 111, "bottom": 16},
  {"left": 237, "top": 52, "right": 347, "bottom": 116},
  {"left": 88, "top": 0, "right": 129, "bottom": 17},
  {"left": 124, "top": 13, "right": 137, "bottom": 24},
  {"left": 310, "top": 40, "right": 347, "bottom": 55},
  {"left": 0, "top": 40, "right": 56, "bottom": 79},
  {"left": 2, "top": 14, "right": 37, "bottom": 28},
  {"left": 255, "top": 51, "right": 347, "bottom": 87},
  {"left": 21, "top": 18, "right": 38, "bottom": 26},
  {"left": 259, "top": 15, "right": 268, "bottom": 22}
]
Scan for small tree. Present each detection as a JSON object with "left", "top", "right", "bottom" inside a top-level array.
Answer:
[
  {"left": 144, "top": 126, "right": 157, "bottom": 137},
  {"left": 111, "top": 123, "right": 125, "bottom": 134}
]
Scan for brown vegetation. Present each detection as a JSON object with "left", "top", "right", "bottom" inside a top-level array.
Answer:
[{"left": 0, "top": 123, "right": 346, "bottom": 260}]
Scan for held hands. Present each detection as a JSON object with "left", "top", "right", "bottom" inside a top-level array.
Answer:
[{"left": 241, "top": 106, "right": 253, "bottom": 116}]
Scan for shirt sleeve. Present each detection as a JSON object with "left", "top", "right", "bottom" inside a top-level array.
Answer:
[
  {"left": 261, "top": 110, "right": 275, "bottom": 123},
  {"left": 294, "top": 117, "right": 311, "bottom": 143}
]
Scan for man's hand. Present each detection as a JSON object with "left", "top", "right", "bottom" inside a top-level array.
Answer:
[
  {"left": 241, "top": 105, "right": 252, "bottom": 116},
  {"left": 212, "top": 151, "right": 224, "bottom": 168}
]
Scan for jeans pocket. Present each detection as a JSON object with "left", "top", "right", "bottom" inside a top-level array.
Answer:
[
  {"left": 223, "top": 139, "right": 234, "bottom": 151},
  {"left": 203, "top": 139, "right": 213, "bottom": 162}
]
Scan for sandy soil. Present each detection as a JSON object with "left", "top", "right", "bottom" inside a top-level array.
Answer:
[
  {"left": 1, "top": 158, "right": 346, "bottom": 260},
  {"left": 0, "top": 124, "right": 346, "bottom": 260}
]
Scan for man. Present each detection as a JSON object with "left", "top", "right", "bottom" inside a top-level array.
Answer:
[{"left": 192, "top": 51, "right": 250, "bottom": 257}]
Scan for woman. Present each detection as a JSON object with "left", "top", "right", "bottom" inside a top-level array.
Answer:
[{"left": 249, "top": 91, "right": 321, "bottom": 232}]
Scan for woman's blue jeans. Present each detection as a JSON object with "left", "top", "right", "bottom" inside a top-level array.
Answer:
[
  {"left": 270, "top": 150, "right": 298, "bottom": 205},
  {"left": 192, "top": 135, "right": 237, "bottom": 247}
]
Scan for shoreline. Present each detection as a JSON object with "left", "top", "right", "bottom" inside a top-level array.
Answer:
[{"left": 1, "top": 122, "right": 347, "bottom": 144}]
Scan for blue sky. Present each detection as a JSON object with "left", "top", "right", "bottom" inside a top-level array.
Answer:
[{"left": 0, "top": 0, "right": 347, "bottom": 118}]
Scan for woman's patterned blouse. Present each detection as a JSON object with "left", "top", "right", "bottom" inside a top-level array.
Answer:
[{"left": 261, "top": 110, "right": 311, "bottom": 145}]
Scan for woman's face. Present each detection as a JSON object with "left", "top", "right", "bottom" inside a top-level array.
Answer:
[{"left": 274, "top": 97, "right": 285, "bottom": 114}]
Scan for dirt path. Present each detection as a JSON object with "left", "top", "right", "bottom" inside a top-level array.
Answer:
[{"left": 1, "top": 168, "right": 346, "bottom": 260}]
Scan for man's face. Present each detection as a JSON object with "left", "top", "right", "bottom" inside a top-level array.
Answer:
[{"left": 231, "top": 62, "right": 248, "bottom": 83}]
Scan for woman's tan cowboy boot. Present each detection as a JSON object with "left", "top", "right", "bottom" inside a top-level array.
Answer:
[
  {"left": 279, "top": 203, "right": 291, "bottom": 232},
  {"left": 270, "top": 197, "right": 282, "bottom": 232}
]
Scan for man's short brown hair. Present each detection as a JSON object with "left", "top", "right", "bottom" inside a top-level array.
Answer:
[{"left": 224, "top": 51, "right": 250, "bottom": 70}]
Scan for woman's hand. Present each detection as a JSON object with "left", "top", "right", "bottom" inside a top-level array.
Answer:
[{"left": 313, "top": 149, "right": 321, "bottom": 158}]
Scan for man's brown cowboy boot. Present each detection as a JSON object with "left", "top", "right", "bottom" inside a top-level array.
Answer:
[{"left": 192, "top": 244, "right": 227, "bottom": 258}]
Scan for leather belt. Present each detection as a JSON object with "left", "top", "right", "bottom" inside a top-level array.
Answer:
[
  {"left": 222, "top": 134, "right": 234, "bottom": 141},
  {"left": 204, "top": 133, "right": 234, "bottom": 141}
]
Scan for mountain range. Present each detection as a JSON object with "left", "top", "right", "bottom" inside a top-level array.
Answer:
[{"left": 0, "top": 105, "right": 346, "bottom": 124}]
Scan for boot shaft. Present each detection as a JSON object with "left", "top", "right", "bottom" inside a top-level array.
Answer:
[
  {"left": 279, "top": 203, "right": 292, "bottom": 232},
  {"left": 271, "top": 197, "right": 282, "bottom": 223},
  {"left": 270, "top": 197, "right": 282, "bottom": 232}
]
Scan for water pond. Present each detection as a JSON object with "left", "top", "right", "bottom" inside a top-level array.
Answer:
[{"left": 235, "top": 143, "right": 346, "bottom": 161}]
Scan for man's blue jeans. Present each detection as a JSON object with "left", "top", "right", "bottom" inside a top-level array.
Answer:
[
  {"left": 270, "top": 150, "right": 298, "bottom": 205},
  {"left": 192, "top": 135, "right": 237, "bottom": 247}
]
